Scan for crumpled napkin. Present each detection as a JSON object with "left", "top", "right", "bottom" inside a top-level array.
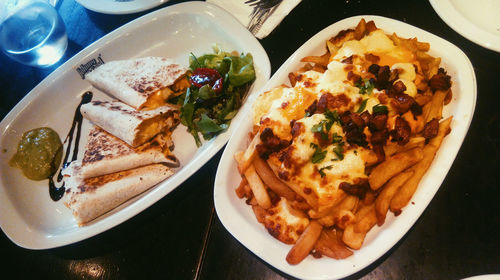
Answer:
[{"left": 207, "top": 0, "right": 302, "bottom": 39}]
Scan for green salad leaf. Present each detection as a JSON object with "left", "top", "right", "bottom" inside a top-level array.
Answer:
[{"left": 181, "top": 46, "right": 256, "bottom": 146}]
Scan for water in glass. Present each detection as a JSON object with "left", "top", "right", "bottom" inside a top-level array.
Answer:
[{"left": 0, "top": 1, "right": 67, "bottom": 67}]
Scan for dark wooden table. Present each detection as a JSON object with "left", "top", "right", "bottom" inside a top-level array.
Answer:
[{"left": 1, "top": 0, "right": 499, "bottom": 279}]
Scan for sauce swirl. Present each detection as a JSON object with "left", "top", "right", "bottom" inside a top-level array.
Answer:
[{"left": 49, "top": 91, "right": 93, "bottom": 201}]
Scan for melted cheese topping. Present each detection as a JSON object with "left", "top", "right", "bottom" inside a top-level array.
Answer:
[
  {"left": 256, "top": 87, "right": 317, "bottom": 140},
  {"left": 263, "top": 198, "right": 309, "bottom": 244},
  {"left": 334, "top": 29, "right": 415, "bottom": 67},
  {"left": 141, "top": 77, "right": 189, "bottom": 110},
  {"left": 251, "top": 28, "right": 423, "bottom": 213}
]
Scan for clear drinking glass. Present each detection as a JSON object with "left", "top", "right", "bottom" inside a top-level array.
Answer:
[{"left": 0, "top": 0, "right": 68, "bottom": 68}]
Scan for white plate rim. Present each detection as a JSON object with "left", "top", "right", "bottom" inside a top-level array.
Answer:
[
  {"left": 0, "top": 1, "right": 270, "bottom": 249},
  {"left": 461, "top": 275, "right": 500, "bottom": 280},
  {"left": 430, "top": 0, "right": 500, "bottom": 52},
  {"left": 214, "top": 15, "right": 476, "bottom": 280},
  {"left": 75, "top": 0, "right": 167, "bottom": 15}
]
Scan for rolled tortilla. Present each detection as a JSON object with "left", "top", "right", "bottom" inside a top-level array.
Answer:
[
  {"left": 81, "top": 100, "right": 180, "bottom": 147},
  {"left": 64, "top": 163, "right": 173, "bottom": 225},
  {"left": 85, "top": 57, "right": 189, "bottom": 110},
  {"left": 63, "top": 125, "right": 179, "bottom": 179}
]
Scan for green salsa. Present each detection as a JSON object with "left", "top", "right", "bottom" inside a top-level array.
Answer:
[{"left": 9, "top": 127, "right": 62, "bottom": 180}]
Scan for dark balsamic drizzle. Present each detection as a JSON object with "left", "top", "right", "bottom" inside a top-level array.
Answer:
[{"left": 49, "top": 91, "right": 93, "bottom": 201}]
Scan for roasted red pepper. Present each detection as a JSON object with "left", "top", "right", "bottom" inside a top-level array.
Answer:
[{"left": 190, "top": 68, "right": 223, "bottom": 93}]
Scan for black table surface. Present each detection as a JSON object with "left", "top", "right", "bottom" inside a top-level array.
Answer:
[{"left": 1, "top": 0, "right": 499, "bottom": 279}]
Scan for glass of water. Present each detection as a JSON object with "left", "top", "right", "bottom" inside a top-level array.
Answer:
[{"left": 0, "top": 0, "right": 68, "bottom": 68}]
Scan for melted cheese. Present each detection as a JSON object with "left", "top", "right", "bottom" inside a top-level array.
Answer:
[
  {"left": 141, "top": 77, "right": 189, "bottom": 110},
  {"left": 395, "top": 78, "right": 417, "bottom": 97},
  {"left": 392, "top": 63, "right": 416, "bottom": 81},
  {"left": 360, "top": 30, "right": 396, "bottom": 53},
  {"left": 334, "top": 29, "right": 416, "bottom": 67},
  {"left": 253, "top": 86, "right": 287, "bottom": 125},
  {"left": 141, "top": 88, "right": 171, "bottom": 110},
  {"left": 250, "top": 27, "right": 424, "bottom": 213},
  {"left": 263, "top": 198, "right": 309, "bottom": 244},
  {"left": 258, "top": 87, "right": 317, "bottom": 139}
]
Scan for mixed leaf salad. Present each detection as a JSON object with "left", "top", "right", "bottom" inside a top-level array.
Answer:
[{"left": 176, "top": 47, "right": 256, "bottom": 146}]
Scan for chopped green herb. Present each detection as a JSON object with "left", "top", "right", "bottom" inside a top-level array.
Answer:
[
  {"left": 318, "top": 165, "right": 333, "bottom": 177},
  {"left": 310, "top": 143, "right": 327, "bottom": 164},
  {"left": 311, "top": 120, "right": 329, "bottom": 140},
  {"left": 372, "top": 104, "right": 389, "bottom": 114},
  {"left": 331, "top": 133, "right": 343, "bottom": 144},
  {"left": 356, "top": 99, "right": 368, "bottom": 113},
  {"left": 356, "top": 78, "right": 375, "bottom": 95},
  {"left": 324, "top": 110, "right": 341, "bottom": 125},
  {"left": 310, "top": 110, "right": 342, "bottom": 141},
  {"left": 332, "top": 142, "right": 345, "bottom": 160}
]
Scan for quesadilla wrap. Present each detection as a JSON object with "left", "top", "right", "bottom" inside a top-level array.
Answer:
[
  {"left": 62, "top": 125, "right": 179, "bottom": 180},
  {"left": 85, "top": 57, "right": 190, "bottom": 110},
  {"left": 64, "top": 163, "right": 173, "bottom": 225},
  {"left": 81, "top": 100, "right": 180, "bottom": 147}
]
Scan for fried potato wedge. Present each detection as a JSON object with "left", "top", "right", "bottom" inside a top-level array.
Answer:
[
  {"left": 375, "top": 171, "right": 414, "bottom": 225},
  {"left": 390, "top": 117, "right": 452, "bottom": 213},
  {"left": 244, "top": 164, "right": 272, "bottom": 209},
  {"left": 253, "top": 156, "right": 296, "bottom": 201},
  {"left": 286, "top": 221, "right": 323, "bottom": 265},
  {"left": 314, "top": 229, "right": 353, "bottom": 259},
  {"left": 369, "top": 148, "right": 424, "bottom": 190}
]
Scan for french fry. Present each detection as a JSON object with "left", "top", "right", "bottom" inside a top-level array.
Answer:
[
  {"left": 342, "top": 224, "right": 365, "bottom": 250},
  {"left": 326, "top": 40, "right": 339, "bottom": 57},
  {"left": 235, "top": 178, "right": 249, "bottom": 199},
  {"left": 375, "top": 171, "right": 414, "bottom": 225},
  {"left": 390, "top": 33, "right": 430, "bottom": 52},
  {"left": 288, "top": 72, "right": 298, "bottom": 87},
  {"left": 252, "top": 205, "right": 268, "bottom": 224},
  {"left": 300, "top": 52, "right": 330, "bottom": 68},
  {"left": 342, "top": 204, "right": 377, "bottom": 250},
  {"left": 353, "top": 18, "right": 367, "bottom": 40},
  {"left": 308, "top": 191, "right": 347, "bottom": 219},
  {"left": 390, "top": 117, "right": 452, "bottom": 213},
  {"left": 244, "top": 164, "right": 272, "bottom": 209},
  {"left": 314, "top": 229, "right": 353, "bottom": 259},
  {"left": 236, "top": 132, "right": 260, "bottom": 174},
  {"left": 353, "top": 204, "right": 377, "bottom": 233},
  {"left": 286, "top": 221, "right": 323, "bottom": 265},
  {"left": 369, "top": 147, "right": 424, "bottom": 190},
  {"left": 384, "top": 137, "right": 425, "bottom": 157},
  {"left": 414, "top": 94, "right": 432, "bottom": 106},
  {"left": 248, "top": 197, "right": 258, "bottom": 206},
  {"left": 252, "top": 156, "right": 296, "bottom": 201},
  {"left": 321, "top": 195, "right": 358, "bottom": 222},
  {"left": 317, "top": 196, "right": 357, "bottom": 228},
  {"left": 425, "top": 89, "right": 449, "bottom": 123}
]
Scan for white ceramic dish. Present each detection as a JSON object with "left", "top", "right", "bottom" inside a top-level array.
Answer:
[
  {"left": 430, "top": 0, "right": 500, "bottom": 52},
  {"left": 214, "top": 15, "right": 476, "bottom": 280},
  {"left": 76, "top": 0, "right": 167, "bottom": 15},
  {"left": 462, "top": 275, "right": 500, "bottom": 280},
  {"left": 0, "top": 1, "right": 270, "bottom": 250}
]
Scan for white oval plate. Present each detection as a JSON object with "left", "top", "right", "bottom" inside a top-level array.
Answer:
[
  {"left": 430, "top": 0, "right": 500, "bottom": 52},
  {"left": 0, "top": 1, "right": 270, "bottom": 250},
  {"left": 462, "top": 275, "right": 500, "bottom": 280},
  {"left": 214, "top": 15, "right": 476, "bottom": 280},
  {"left": 75, "top": 0, "right": 167, "bottom": 15}
]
